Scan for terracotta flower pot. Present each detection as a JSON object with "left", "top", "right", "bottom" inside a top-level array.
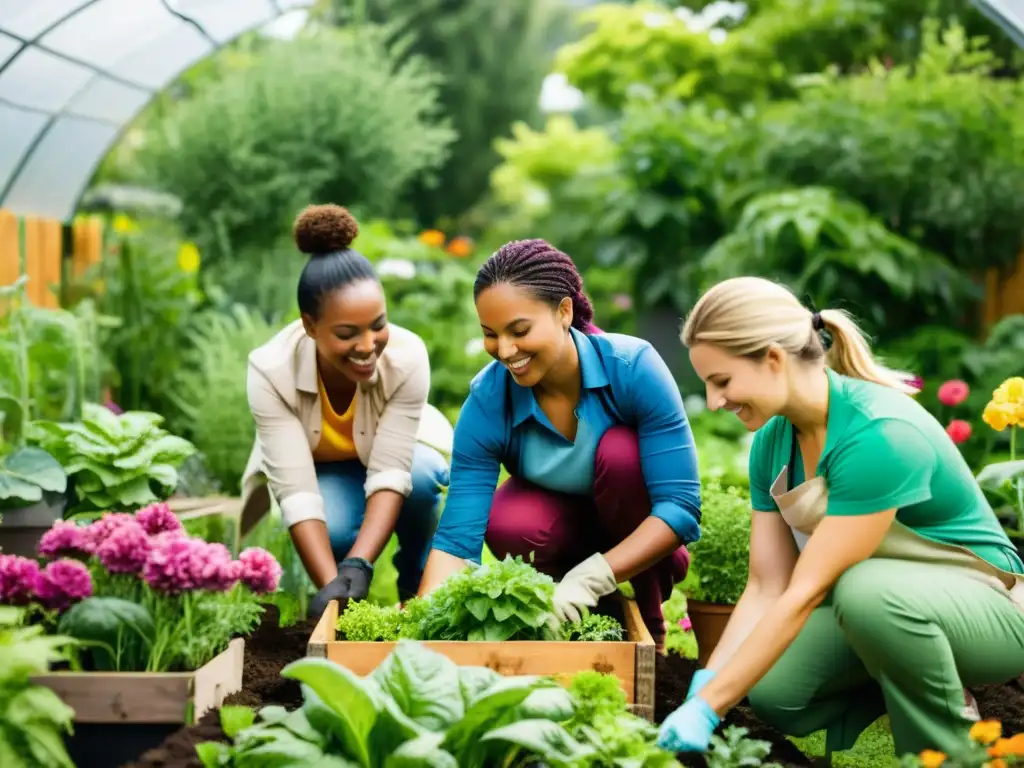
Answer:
[{"left": 687, "top": 599, "right": 735, "bottom": 668}]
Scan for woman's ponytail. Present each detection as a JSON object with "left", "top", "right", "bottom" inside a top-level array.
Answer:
[{"left": 818, "top": 309, "right": 919, "bottom": 395}]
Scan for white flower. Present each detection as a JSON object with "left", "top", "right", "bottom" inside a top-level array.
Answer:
[
  {"left": 464, "top": 338, "right": 486, "bottom": 356},
  {"left": 683, "top": 394, "right": 706, "bottom": 416}
]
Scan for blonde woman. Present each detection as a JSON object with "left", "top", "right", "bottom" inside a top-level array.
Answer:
[
  {"left": 657, "top": 277, "right": 1024, "bottom": 759},
  {"left": 239, "top": 204, "right": 451, "bottom": 619}
]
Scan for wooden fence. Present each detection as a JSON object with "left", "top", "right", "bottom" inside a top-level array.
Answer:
[
  {"left": 983, "top": 251, "right": 1024, "bottom": 328},
  {"left": 0, "top": 209, "right": 104, "bottom": 308}
]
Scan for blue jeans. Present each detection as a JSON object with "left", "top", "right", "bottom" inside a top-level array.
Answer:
[{"left": 315, "top": 443, "right": 449, "bottom": 598}]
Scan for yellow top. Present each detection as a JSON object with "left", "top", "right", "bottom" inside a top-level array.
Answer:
[{"left": 312, "top": 373, "right": 359, "bottom": 463}]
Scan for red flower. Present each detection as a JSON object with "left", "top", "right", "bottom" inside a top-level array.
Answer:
[
  {"left": 946, "top": 419, "right": 972, "bottom": 445},
  {"left": 938, "top": 379, "right": 970, "bottom": 407}
]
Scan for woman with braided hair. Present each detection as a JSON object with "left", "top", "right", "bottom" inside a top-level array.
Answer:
[{"left": 417, "top": 238, "right": 701, "bottom": 648}]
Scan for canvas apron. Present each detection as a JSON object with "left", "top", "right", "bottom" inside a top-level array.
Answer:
[{"left": 769, "top": 435, "right": 1024, "bottom": 717}]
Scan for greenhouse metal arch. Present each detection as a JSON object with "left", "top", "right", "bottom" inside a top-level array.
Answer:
[{"left": 0, "top": 0, "right": 314, "bottom": 222}]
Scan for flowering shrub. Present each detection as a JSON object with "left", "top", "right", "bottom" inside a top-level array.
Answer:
[
  {"left": 976, "top": 377, "right": 1024, "bottom": 535},
  {"left": 1, "top": 502, "right": 283, "bottom": 673},
  {"left": 899, "top": 719, "right": 1023, "bottom": 766}
]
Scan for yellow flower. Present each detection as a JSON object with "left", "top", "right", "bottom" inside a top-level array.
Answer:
[
  {"left": 971, "top": 720, "right": 1003, "bottom": 745},
  {"left": 993, "top": 377, "right": 1024, "bottom": 406},
  {"left": 982, "top": 401, "right": 1020, "bottom": 432},
  {"left": 918, "top": 749, "right": 947, "bottom": 767},
  {"left": 417, "top": 229, "right": 445, "bottom": 248},
  {"left": 112, "top": 213, "right": 137, "bottom": 234},
  {"left": 177, "top": 242, "right": 200, "bottom": 274}
]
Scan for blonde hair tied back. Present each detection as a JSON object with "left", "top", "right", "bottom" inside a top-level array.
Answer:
[{"left": 681, "top": 277, "right": 919, "bottom": 395}]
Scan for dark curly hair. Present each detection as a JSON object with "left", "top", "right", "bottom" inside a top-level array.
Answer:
[
  {"left": 473, "top": 239, "right": 597, "bottom": 333},
  {"left": 293, "top": 204, "right": 377, "bottom": 319}
]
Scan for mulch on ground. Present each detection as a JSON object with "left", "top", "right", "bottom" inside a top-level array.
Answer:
[{"left": 122, "top": 606, "right": 1024, "bottom": 767}]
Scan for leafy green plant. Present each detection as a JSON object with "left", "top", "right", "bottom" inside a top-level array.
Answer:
[
  {"left": 0, "top": 275, "right": 68, "bottom": 511},
  {"left": 336, "top": 599, "right": 405, "bottom": 642},
  {"left": 705, "top": 726, "right": 784, "bottom": 768},
  {"left": 685, "top": 482, "right": 752, "bottom": 605},
  {"left": 195, "top": 641, "right": 679, "bottom": 767},
  {"left": 562, "top": 613, "right": 625, "bottom": 642},
  {"left": 28, "top": 403, "right": 196, "bottom": 515},
  {"left": 0, "top": 606, "right": 77, "bottom": 767}
]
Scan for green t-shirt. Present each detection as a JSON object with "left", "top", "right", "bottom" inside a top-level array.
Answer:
[{"left": 749, "top": 368, "right": 1024, "bottom": 575}]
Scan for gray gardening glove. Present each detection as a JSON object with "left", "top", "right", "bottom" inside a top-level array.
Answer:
[
  {"left": 308, "top": 557, "right": 373, "bottom": 619},
  {"left": 552, "top": 553, "right": 617, "bottom": 623}
]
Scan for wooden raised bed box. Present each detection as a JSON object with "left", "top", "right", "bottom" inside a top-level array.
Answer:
[
  {"left": 308, "top": 595, "right": 656, "bottom": 721},
  {"left": 32, "top": 637, "right": 245, "bottom": 767}
]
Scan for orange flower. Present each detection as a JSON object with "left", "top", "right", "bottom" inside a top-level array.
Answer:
[
  {"left": 990, "top": 733, "right": 1024, "bottom": 757},
  {"left": 971, "top": 720, "right": 1003, "bottom": 744},
  {"left": 446, "top": 236, "right": 474, "bottom": 258},
  {"left": 418, "top": 229, "right": 445, "bottom": 248},
  {"left": 987, "top": 759, "right": 1007, "bottom": 768},
  {"left": 918, "top": 749, "right": 947, "bottom": 767}
]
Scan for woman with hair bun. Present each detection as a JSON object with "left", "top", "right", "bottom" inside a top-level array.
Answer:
[
  {"left": 658, "top": 276, "right": 1024, "bottom": 758},
  {"left": 417, "top": 238, "right": 701, "bottom": 648},
  {"left": 239, "top": 204, "right": 451, "bottom": 618}
]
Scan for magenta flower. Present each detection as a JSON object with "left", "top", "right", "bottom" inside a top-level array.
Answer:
[
  {"left": 82, "top": 513, "right": 135, "bottom": 554},
  {"left": 678, "top": 615, "right": 692, "bottom": 632},
  {"left": 39, "top": 520, "right": 89, "bottom": 559},
  {"left": 0, "top": 554, "right": 41, "bottom": 605},
  {"left": 33, "top": 559, "right": 92, "bottom": 611},
  {"left": 143, "top": 535, "right": 202, "bottom": 594},
  {"left": 191, "top": 542, "right": 242, "bottom": 592},
  {"left": 238, "top": 547, "right": 282, "bottom": 594},
  {"left": 134, "top": 502, "right": 183, "bottom": 536},
  {"left": 96, "top": 520, "right": 153, "bottom": 575}
]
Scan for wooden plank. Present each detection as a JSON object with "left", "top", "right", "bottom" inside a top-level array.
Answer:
[
  {"left": 622, "top": 596, "right": 656, "bottom": 721},
  {"left": 0, "top": 210, "right": 18, "bottom": 288},
  {"left": 190, "top": 637, "right": 245, "bottom": 719},
  {"left": 33, "top": 638, "right": 245, "bottom": 725},
  {"left": 39, "top": 218, "right": 61, "bottom": 308},
  {"left": 23, "top": 217, "right": 44, "bottom": 306},
  {"left": 310, "top": 594, "right": 649, "bottom": 707},
  {"left": 72, "top": 216, "right": 103, "bottom": 277}
]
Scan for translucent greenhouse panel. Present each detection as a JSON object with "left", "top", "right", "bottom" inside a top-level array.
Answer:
[
  {"left": 0, "top": 0, "right": 93, "bottom": 39},
  {"left": 0, "top": 30, "right": 19, "bottom": 67},
  {"left": 66, "top": 76, "right": 151, "bottom": 124},
  {"left": 170, "top": 0, "right": 277, "bottom": 43},
  {"left": 0, "top": 46, "right": 93, "bottom": 112},
  {"left": 276, "top": 0, "right": 319, "bottom": 9},
  {"left": 39, "top": 0, "right": 184, "bottom": 74},
  {"left": 3, "top": 117, "right": 118, "bottom": 220},
  {"left": 0, "top": 104, "right": 48, "bottom": 194},
  {"left": 109, "top": 22, "right": 213, "bottom": 89}
]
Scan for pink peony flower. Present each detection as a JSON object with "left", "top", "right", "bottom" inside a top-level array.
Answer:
[
  {"left": 82, "top": 513, "right": 136, "bottom": 554},
  {"left": 143, "top": 535, "right": 200, "bottom": 594},
  {"left": 38, "top": 520, "right": 89, "bottom": 559},
  {"left": 938, "top": 379, "right": 970, "bottom": 407},
  {"left": 134, "top": 502, "right": 183, "bottom": 536},
  {"left": 238, "top": 547, "right": 282, "bottom": 594},
  {"left": 678, "top": 615, "right": 692, "bottom": 632},
  {"left": 946, "top": 419, "right": 972, "bottom": 445},
  {"left": 191, "top": 542, "right": 242, "bottom": 593},
  {"left": 33, "top": 559, "right": 92, "bottom": 611},
  {"left": 96, "top": 520, "right": 153, "bottom": 575},
  {"left": 0, "top": 554, "right": 41, "bottom": 605}
]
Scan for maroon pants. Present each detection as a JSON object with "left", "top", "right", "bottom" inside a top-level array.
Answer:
[{"left": 485, "top": 426, "right": 690, "bottom": 643}]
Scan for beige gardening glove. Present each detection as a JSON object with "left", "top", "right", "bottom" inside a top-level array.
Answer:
[{"left": 552, "top": 553, "right": 617, "bottom": 623}]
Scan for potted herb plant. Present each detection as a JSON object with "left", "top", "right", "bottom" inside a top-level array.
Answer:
[
  {"left": 0, "top": 275, "right": 68, "bottom": 557},
  {"left": 0, "top": 503, "right": 283, "bottom": 766},
  {"left": 683, "top": 481, "right": 751, "bottom": 667}
]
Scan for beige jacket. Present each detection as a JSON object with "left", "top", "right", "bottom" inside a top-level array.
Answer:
[{"left": 239, "top": 319, "right": 448, "bottom": 536}]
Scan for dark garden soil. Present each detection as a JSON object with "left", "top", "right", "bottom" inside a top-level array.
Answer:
[{"left": 121, "top": 606, "right": 1024, "bottom": 768}]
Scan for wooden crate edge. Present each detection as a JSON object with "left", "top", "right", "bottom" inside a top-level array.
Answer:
[{"left": 33, "top": 638, "right": 245, "bottom": 725}]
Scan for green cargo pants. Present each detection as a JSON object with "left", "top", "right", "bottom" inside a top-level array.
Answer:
[{"left": 746, "top": 558, "right": 1024, "bottom": 757}]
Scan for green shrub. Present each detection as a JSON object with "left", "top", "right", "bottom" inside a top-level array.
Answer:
[{"left": 686, "top": 481, "right": 751, "bottom": 605}]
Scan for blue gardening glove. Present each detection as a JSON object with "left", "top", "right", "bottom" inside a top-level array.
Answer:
[
  {"left": 688, "top": 668, "right": 717, "bottom": 701},
  {"left": 656, "top": 695, "right": 721, "bottom": 754}
]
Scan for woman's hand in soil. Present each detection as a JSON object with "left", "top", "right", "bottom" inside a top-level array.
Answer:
[
  {"left": 656, "top": 694, "right": 720, "bottom": 753},
  {"left": 552, "top": 553, "right": 618, "bottom": 622},
  {"left": 308, "top": 557, "right": 374, "bottom": 618}
]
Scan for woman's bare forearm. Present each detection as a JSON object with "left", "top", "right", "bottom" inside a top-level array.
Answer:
[
  {"left": 704, "top": 584, "right": 779, "bottom": 671},
  {"left": 346, "top": 490, "right": 403, "bottom": 564},
  {"left": 417, "top": 548, "right": 470, "bottom": 596},
  {"left": 602, "top": 516, "right": 681, "bottom": 582},
  {"left": 289, "top": 519, "right": 338, "bottom": 589}
]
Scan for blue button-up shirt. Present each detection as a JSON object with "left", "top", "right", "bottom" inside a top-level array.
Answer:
[{"left": 430, "top": 328, "right": 702, "bottom": 562}]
